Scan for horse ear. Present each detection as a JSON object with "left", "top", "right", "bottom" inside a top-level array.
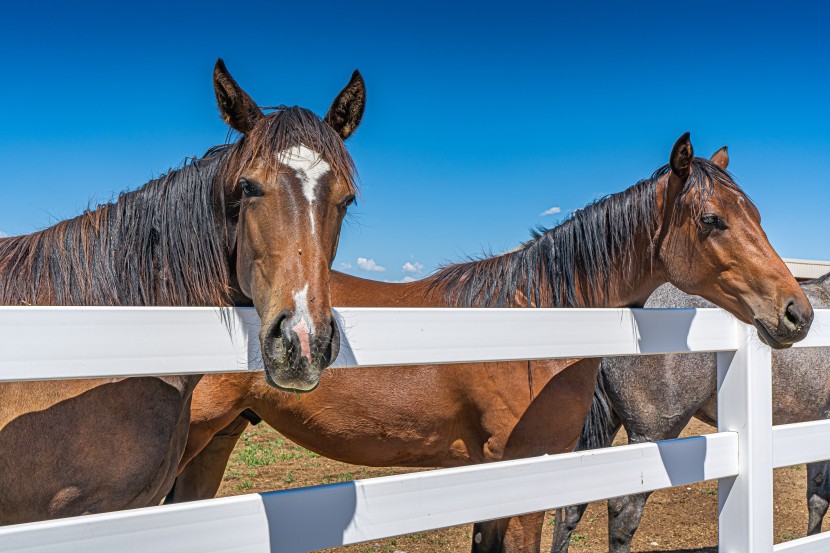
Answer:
[
  {"left": 213, "top": 59, "right": 263, "bottom": 135},
  {"left": 710, "top": 146, "right": 729, "bottom": 169},
  {"left": 669, "top": 132, "right": 694, "bottom": 181},
  {"left": 324, "top": 70, "right": 366, "bottom": 140}
]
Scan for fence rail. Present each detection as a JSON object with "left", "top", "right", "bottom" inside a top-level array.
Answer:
[{"left": 0, "top": 307, "right": 829, "bottom": 553}]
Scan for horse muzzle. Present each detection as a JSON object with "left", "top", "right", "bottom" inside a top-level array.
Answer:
[
  {"left": 753, "top": 297, "right": 813, "bottom": 349},
  {"left": 260, "top": 310, "right": 340, "bottom": 391}
]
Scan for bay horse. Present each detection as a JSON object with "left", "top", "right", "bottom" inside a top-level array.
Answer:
[
  {"left": 0, "top": 59, "right": 365, "bottom": 525},
  {"left": 167, "top": 136, "right": 812, "bottom": 552},
  {"left": 552, "top": 277, "right": 830, "bottom": 553}
]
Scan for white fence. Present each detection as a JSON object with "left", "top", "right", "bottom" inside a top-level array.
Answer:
[{"left": 1, "top": 306, "right": 830, "bottom": 552}]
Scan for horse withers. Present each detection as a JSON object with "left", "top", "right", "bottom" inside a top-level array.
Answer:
[
  {"left": 0, "top": 59, "right": 365, "bottom": 525},
  {"left": 169, "top": 137, "right": 811, "bottom": 553}
]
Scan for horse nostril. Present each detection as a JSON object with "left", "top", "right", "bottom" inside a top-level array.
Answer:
[
  {"left": 785, "top": 301, "right": 801, "bottom": 330},
  {"left": 272, "top": 311, "right": 290, "bottom": 337},
  {"left": 321, "top": 318, "right": 341, "bottom": 366},
  {"left": 264, "top": 310, "right": 291, "bottom": 352}
]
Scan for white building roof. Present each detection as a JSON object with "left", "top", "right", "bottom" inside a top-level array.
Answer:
[{"left": 783, "top": 258, "right": 830, "bottom": 280}]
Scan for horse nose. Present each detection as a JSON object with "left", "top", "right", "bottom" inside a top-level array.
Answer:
[
  {"left": 260, "top": 310, "right": 339, "bottom": 391},
  {"left": 781, "top": 297, "right": 813, "bottom": 339},
  {"left": 266, "top": 310, "right": 313, "bottom": 365},
  {"left": 286, "top": 316, "right": 313, "bottom": 362}
]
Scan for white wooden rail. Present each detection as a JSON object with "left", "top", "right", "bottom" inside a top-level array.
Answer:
[{"left": 0, "top": 307, "right": 829, "bottom": 553}]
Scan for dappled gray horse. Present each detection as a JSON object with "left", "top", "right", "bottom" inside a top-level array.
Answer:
[{"left": 552, "top": 277, "right": 830, "bottom": 553}]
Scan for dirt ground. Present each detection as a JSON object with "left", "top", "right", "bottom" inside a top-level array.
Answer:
[{"left": 215, "top": 419, "right": 821, "bottom": 553}]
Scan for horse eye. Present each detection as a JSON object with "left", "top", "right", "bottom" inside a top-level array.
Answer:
[
  {"left": 340, "top": 195, "right": 356, "bottom": 210},
  {"left": 240, "top": 180, "right": 262, "bottom": 198},
  {"left": 701, "top": 214, "right": 720, "bottom": 226}
]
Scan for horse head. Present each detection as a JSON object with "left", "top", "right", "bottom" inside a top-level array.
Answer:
[
  {"left": 215, "top": 59, "right": 365, "bottom": 390},
  {"left": 653, "top": 133, "right": 812, "bottom": 348}
]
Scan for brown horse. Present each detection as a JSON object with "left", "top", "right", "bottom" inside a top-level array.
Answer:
[
  {"left": 168, "top": 136, "right": 812, "bottom": 552},
  {"left": 0, "top": 59, "right": 365, "bottom": 525}
]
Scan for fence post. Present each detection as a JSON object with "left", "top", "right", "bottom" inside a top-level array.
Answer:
[{"left": 717, "top": 323, "right": 773, "bottom": 553}]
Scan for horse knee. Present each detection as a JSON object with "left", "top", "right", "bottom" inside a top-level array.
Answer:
[{"left": 608, "top": 494, "right": 648, "bottom": 553}]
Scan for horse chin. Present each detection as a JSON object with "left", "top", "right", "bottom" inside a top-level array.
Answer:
[
  {"left": 753, "top": 319, "right": 793, "bottom": 350},
  {"left": 262, "top": 363, "right": 321, "bottom": 393}
]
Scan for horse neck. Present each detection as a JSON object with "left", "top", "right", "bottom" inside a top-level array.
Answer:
[
  {"left": 578, "top": 241, "right": 664, "bottom": 308},
  {"left": 543, "top": 228, "right": 665, "bottom": 309},
  {"left": 330, "top": 271, "right": 442, "bottom": 307}
]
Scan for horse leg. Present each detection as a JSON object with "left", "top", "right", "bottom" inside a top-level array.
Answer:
[
  {"left": 550, "top": 504, "right": 588, "bottom": 553},
  {"left": 607, "top": 492, "right": 652, "bottom": 553},
  {"left": 165, "top": 414, "right": 250, "bottom": 503},
  {"left": 551, "top": 369, "right": 621, "bottom": 553},
  {"left": 472, "top": 513, "right": 544, "bottom": 553},
  {"left": 807, "top": 461, "right": 830, "bottom": 535}
]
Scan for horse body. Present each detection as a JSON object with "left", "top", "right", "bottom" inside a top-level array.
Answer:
[
  {"left": 0, "top": 60, "right": 366, "bottom": 525},
  {"left": 170, "top": 139, "right": 812, "bottom": 553},
  {"left": 552, "top": 277, "right": 830, "bottom": 553}
]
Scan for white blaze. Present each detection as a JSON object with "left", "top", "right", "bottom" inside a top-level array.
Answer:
[
  {"left": 278, "top": 145, "right": 331, "bottom": 236},
  {"left": 290, "top": 283, "right": 314, "bottom": 360}
]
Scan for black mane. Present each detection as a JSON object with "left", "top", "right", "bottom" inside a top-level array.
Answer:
[
  {"left": 0, "top": 151, "right": 232, "bottom": 306},
  {"left": 432, "top": 158, "right": 745, "bottom": 308}
]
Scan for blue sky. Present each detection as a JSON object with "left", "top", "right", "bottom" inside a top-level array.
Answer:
[{"left": 1, "top": 2, "right": 828, "bottom": 284}]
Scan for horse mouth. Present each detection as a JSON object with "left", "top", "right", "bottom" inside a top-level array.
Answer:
[
  {"left": 262, "top": 366, "right": 321, "bottom": 393},
  {"left": 753, "top": 319, "right": 792, "bottom": 350}
]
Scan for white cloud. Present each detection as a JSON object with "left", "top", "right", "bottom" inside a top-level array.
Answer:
[
  {"left": 339, "top": 262, "right": 353, "bottom": 270},
  {"left": 539, "top": 206, "right": 561, "bottom": 216},
  {"left": 384, "top": 276, "right": 416, "bottom": 283},
  {"left": 0, "top": 231, "right": 8, "bottom": 238},
  {"left": 401, "top": 261, "right": 424, "bottom": 274},
  {"left": 357, "top": 257, "right": 386, "bottom": 272}
]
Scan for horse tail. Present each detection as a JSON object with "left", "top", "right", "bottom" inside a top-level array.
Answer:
[{"left": 574, "top": 362, "right": 618, "bottom": 452}]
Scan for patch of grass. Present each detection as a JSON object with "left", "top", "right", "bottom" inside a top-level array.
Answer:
[
  {"left": 779, "top": 533, "right": 799, "bottom": 540},
  {"left": 283, "top": 471, "right": 295, "bottom": 484},
  {"left": 570, "top": 533, "right": 588, "bottom": 547},
  {"left": 702, "top": 488, "right": 718, "bottom": 495},
  {"left": 321, "top": 471, "right": 356, "bottom": 484},
  {"left": 235, "top": 479, "right": 253, "bottom": 491},
  {"left": 231, "top": 431, "right": 319, "bottom": 468}
]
